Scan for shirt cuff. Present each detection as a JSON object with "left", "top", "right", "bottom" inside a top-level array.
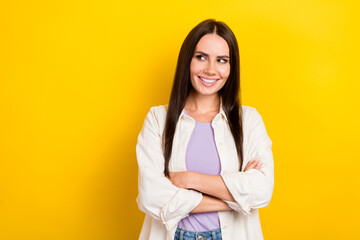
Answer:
[
  {"left": 220, "top": 171, "right": 253, "bottom": 217},
  {"left": 160, "top": 188, "right": 203, "bottom": 230}
]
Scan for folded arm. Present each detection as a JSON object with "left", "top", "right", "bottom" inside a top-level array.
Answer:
[
  {"left": 221, "top": 109, "right": 274, "bottom": 216},
  {"left": 168, "top": 108, "right": 274, "bottom": 217},
  {"left": 168, "top": 160, "right": 263, "bottom": 202},
  {"left": 190, "top": 194, "right": 232, "bottom": 213},
  {"left": 136, "top": 108, "right": 203, "bottom": 230}
]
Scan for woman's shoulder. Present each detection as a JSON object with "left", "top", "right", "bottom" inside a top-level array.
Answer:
[
  {"left": 240, "top": 104, "right": 265, "bottom": 126},
  {"left": 240, "top": 104, "right": 258, "bottom": 116},
  {"left": 143, "top": 104, "right": 168, "bottom": 131},
  {"left": 148, "top": 104, "right": 168, "bottom": 118},
  {"left": 240, "top": 104, "right": 255, "bottom": 112}
]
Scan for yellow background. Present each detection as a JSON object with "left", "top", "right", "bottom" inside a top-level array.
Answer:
[{"left": 1, "top": 0, "right": 359, "bottom": 239}]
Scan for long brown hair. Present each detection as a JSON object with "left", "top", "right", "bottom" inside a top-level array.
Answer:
[{"left": 163, "top": 19, "right": 243, "bottom": 177}]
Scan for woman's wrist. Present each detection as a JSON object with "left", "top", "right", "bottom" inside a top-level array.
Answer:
[{"left": 190, "top": 194, "right": 231, "bottom": 213}]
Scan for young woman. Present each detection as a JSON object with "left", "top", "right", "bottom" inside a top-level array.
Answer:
[{"left": 136, "top": 19, "right": 274, "bottom": 240}]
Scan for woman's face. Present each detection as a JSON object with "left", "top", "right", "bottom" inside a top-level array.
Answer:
[{"left": 189, "top": 33, "right": 230, "bottom": 97}]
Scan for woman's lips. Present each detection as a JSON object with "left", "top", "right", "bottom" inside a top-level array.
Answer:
[{"left": 198, "top": 75, "right": 219, "bottom": 87}]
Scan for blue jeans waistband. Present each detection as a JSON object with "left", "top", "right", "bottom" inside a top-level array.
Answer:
[{"left": 174, "top": 227, "right": 222, "bottom": 240}]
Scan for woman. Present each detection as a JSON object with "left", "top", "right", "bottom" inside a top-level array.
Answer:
[{"left": 136, "top": 19, "right": 274, "bottom": 240}]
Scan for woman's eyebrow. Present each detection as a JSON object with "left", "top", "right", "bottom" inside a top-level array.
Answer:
[{"left": 195, "top": 51, "right": 230, "bottom": 58}]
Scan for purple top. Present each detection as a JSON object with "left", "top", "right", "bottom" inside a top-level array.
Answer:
[{"left": 177, "top": 109, "right": 222, "bottom": 231}]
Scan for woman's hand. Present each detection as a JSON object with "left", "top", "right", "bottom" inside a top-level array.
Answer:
[
  {"left": 167, "top": 171, "right": 194, "bottom": 189},
  {"left": 243, "top": 159, "right": 262, "bottom": 172}
]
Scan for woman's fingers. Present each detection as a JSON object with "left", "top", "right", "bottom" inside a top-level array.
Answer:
[
  {"left": 255, "top": 161, "right": 262, "bottom": 169},
  {"left": 244, "top": 159, "right": 262, "bottom": 171},
  {"left": 244, "top": 160, "right": 255, "bottom": 172},
  {"left": 245, "top": 160, "right": 258, "bottom": 169},
  {"left": 246, "top": 160, "right": 255, "bottom": 167}
]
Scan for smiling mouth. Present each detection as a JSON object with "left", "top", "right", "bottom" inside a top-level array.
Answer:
[{"left": 198, "top": 76, "right": 219, "bottom": 83}]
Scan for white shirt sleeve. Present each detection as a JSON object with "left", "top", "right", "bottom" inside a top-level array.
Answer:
[
  {"left": 220, "top": 108, "right": 274, "bottom": 217},
  {"left": 136, "top": 107, "right": 203, "bottom": 230}
]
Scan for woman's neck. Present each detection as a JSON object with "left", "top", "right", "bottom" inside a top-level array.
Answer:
[{"left": 185, "top": 91, "right": 220, "bottom": 114}]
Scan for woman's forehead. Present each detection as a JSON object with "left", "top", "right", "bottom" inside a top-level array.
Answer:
[{"left": 195, "top": 34, "right": 229, "bottom": 55}]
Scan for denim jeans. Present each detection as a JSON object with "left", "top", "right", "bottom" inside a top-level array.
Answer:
[{"left": 174, "top": 227, "right": 222, "bottom": 240}]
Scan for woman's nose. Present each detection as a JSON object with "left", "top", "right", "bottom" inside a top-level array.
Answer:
[{"left": 204, "top": 61, "right": 216, "bottom": 75}]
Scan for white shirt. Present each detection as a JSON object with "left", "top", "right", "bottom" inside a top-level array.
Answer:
[{"left": 136, "top": 102, "right": 274, "bottom": 240}]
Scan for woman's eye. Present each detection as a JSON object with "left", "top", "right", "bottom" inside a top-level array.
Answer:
[
  {"left": 218, "top": 59, "right": 228, "bottom": 63},
  {"left": 195, "top": 55, "right": 206, "bottom": 60}
]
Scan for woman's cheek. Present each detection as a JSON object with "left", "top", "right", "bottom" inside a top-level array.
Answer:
[
  {"left": 219, "top": 66, "right": 230, "bottom": 78},
  {"left": 190, "top": 58, "right": 205, "bottom": 71}
]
